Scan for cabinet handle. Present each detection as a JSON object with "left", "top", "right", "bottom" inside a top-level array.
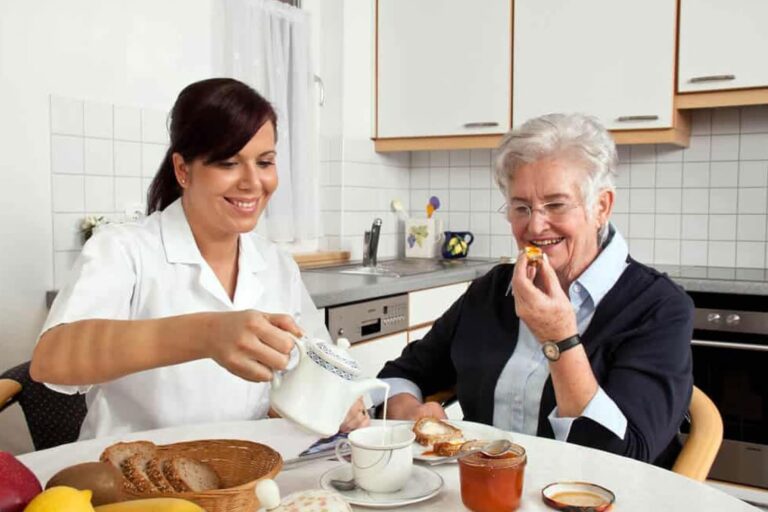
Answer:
[
  {"left": 463, "top": 122, "right": 499, "bottom": 128},
  {"left": 616, "top": 115, "right": 659, "bottom": 122},
  {"left": 689, "top": 74, "right": 736, "bottom": 83},
  {"left": 313, "top": 74, "right": 325, "bottom": 107},
  {"left": 691, "top": 340, "right": 768, "bottom": 352}
]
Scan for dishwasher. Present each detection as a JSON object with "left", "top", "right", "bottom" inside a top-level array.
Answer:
[{"left": 325, "top": 293, "right": 409, "bottom": 345}]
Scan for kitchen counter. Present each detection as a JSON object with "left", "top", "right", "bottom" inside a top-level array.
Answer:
[
  {"left": 45, "top": 261, "right": 768, "bottom": 310},
  {"left": 652, "top": 264, "right": 768, "bottom": 296},
  {"left": 302, "top": 258, "right": 500, "bottom": 308}
]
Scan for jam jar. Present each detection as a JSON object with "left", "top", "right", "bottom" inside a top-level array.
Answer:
[{"left": 458, "top": 443, "right": 527, "bottom": 512}]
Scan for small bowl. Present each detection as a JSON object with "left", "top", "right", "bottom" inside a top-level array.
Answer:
[{"left": 541, "top": 481, "right": 615, "bottom": 511}]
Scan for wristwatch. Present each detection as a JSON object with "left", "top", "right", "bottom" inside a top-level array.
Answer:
[{"left": 542, "top": 334, "right": 581, "bottom": 361}]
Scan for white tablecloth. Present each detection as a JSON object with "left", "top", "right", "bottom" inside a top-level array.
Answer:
[{"left": 19, "top": 418, "right": 757, "bottom": 511}]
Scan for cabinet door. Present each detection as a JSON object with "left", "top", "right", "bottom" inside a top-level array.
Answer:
[
  {"left": 408, "top": 324, "right": 432, "bottom": 343},
  {"left": 377, "top": 0, "right": 511, "bottom": 138},
  {"left": 679, "top": 0, "right": 768, "bottom": 92},
  {"left": 350, "top": 332, "right": 408, "bottom": 379},
  {"left": 409, "top": 282, "right": 469, "bottom": 327},
  {"left": 513, "top": 0, "right": 676, "bottom": 130}
]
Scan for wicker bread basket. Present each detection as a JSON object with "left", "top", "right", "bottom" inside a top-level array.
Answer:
[{"left": 122, "top": 439, "right": 282, "bottom": 512}]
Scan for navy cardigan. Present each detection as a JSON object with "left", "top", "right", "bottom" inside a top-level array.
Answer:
[{"left": 378, "top": 259, "right": 694, "bottom": 464}]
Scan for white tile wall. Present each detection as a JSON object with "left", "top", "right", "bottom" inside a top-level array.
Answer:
[
  {"left": 49, "top": 95, "right": 168, "bottom": 286},
  {"left": 317, "top": 105, "right": 768, "bottom": 268},
  {"left": 616, "top": 106, "right": 768, "bottom": 268}
]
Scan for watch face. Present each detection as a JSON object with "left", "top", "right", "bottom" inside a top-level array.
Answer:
[{"left": 543, "top": 342, "right": 560, "bottom": 361}]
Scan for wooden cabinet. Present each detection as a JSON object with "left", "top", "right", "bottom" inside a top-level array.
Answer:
[
  {"left": 513, "top": 0, "right": 678, "bottom": 135},
  {"left": 677, "top": 0, "right": 768, "bottom": 109},
  {"left": 375, "top": 0, "right": 511, "bottom": 150},
  {"left": 350, "top": 332, "right": 408, "bottom": 379}
]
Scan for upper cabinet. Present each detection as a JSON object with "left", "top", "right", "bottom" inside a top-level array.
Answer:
[
  {"left": 679, "top": 0, "right": 768, "bottom": 93},
  {"left": 375, "top": 0, "right": 511, "bottom": 147},
  {"left": 677, "top": 0, "right": 768, "bottom": 109},
  {"left": 514, "top": 0, "right": 677, "bottom": 132}
]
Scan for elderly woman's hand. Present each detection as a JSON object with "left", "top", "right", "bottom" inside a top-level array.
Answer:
[
  {"left": 339, "top": 397, "right": 372, "bottom": 432},
  {"left": 512, "top": 252, "right": 578, "bottom": 343}
]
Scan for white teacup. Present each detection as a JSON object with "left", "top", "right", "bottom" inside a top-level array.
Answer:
[{"left": 334, "top": 425, "right": 415, "bottom": 493}]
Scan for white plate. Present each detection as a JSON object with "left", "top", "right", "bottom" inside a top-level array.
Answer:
[
  {"left": 319, "top": 463, "right": 443, "bottom": 509},
  {"left": 410, "top": 419, "right": 514, "bottom": 463}
]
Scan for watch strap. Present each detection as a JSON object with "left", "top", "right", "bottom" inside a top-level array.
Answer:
[{"left": 555, "top": 334, "right": 581, "bottom": 353}]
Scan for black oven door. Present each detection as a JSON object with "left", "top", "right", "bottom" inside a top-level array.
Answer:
[{"left": 690, "top": 328, "right": 768, "bottom": 488}]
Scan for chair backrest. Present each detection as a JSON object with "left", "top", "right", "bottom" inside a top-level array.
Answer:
[
  {"left": 672, "top": 386, "right": 723, "bottom": 481},
  {"left": 0, "top": 361, "right": 87, "bottom": 450}
]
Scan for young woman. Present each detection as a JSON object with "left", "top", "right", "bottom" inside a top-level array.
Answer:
[{"left": 32, "top": 78, "right": 369, "bottom": 440}]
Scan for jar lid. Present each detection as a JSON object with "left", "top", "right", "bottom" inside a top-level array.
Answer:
[{"left": 304, "top": 337, "right": 361, "bottom": 381}]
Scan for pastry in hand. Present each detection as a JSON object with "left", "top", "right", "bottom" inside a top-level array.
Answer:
[{"left": 524, "top": 245, "right": 543, "bottom": 267}]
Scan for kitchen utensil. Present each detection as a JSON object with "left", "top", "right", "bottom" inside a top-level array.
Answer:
[
  {"left": 427, "top": 196, "right": 441, "bottom": 219},
  {"left": 270, "top": 336, "right": 390, "bottom": 437},
  {"left": 391, "top": 199, "right": 410, "bottom": 221},
  {"left": 428, "top": 439, "right": 512, "bottom": 466},
  {"left": 329, "top": 478, "right": 357, "bottom": 492}
]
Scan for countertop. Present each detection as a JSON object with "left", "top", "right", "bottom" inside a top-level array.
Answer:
[
  {"left": 45, "top": 261, "right": 768, "bottom": 311},
  {"left": 302, "top": 258, "right": 500, "bottom": 308}
]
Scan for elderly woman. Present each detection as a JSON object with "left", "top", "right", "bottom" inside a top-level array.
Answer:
[{"left": 379, "top": 113, "right": 693, "bottom": 465}]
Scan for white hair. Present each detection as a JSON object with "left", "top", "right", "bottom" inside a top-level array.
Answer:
[{"left": 494, "top": 113, "right": 617, "bottom": 219}]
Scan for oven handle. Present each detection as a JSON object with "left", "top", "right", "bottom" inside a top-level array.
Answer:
[{"left": 692, "top": 339, "right": 768, "bottom": 352}]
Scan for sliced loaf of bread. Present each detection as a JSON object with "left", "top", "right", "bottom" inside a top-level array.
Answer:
[
  {"left": 413, "top": 417, "right": 464, "bottom": 446},
  {"left": 145, "top": 457, "right": 175, "bottom": 493},
  {"left": 163, "top": 456, "right": 222, "bottom": 492}
]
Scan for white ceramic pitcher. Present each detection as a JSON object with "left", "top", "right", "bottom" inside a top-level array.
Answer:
[{"left": 270, "top": 336, "right": 389, "bottom": 437}]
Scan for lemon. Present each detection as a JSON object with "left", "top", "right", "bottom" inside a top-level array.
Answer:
[{"left": 24, "top": 486, "right": 95, "bottom": 512}]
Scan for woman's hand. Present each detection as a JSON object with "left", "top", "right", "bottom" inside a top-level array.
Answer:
[
  {"left": 339, "top": 397, "right": 372, "bottom": 432},
  {"left": 512, "top": 252, "right": 577, "bottom": 343},
  {"left": 384, "top": 393, "right": 447, "bottom": 421},
  {"left": 205, "top": 310, "right": 302, "bottom": 382}
]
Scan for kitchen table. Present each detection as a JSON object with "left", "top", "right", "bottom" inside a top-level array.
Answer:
[{"left": 19, "top": 418, "right": 757, "bottom": 511}]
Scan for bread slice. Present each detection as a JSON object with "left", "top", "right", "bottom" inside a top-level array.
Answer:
[
  {"left": 146, "top": 457, "right": 175, "bottom": 493},
  {"left": 121, "top": 453, "right": 157, "bottom": 493},
  {"left": 524, "top": 245, "right": 543, "bottom": 266},
  {"left": 413, "top": 417, "right": 464, "bottom": 447},
  {"left": 100, "top": 441, "right": 158, "bottom": 492},
  {"left": 100, "top": 441, "right": 158, "bottom": 469},
  {"left": 163, "top": 456, "right": 222, "bottom": 492},
  {"left": 433, "top": 438, "right": 484, "bottom": 457}
]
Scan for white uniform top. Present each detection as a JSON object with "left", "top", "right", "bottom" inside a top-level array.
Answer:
[{"left": 41, "top": 199, "right": 329, "bottom": 440}]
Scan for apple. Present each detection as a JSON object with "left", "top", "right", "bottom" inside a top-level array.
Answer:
[{"left": 0, "top": 451, "right": 42, "bottom": 512}]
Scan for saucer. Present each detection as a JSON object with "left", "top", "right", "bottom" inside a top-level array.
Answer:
[{"left": 319, "top": 464, "right": 443, "bottom": 508}]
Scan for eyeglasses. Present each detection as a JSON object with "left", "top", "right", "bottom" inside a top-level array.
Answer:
[{"left": 497, "top": 200, "right": 581, "bottom": 222}]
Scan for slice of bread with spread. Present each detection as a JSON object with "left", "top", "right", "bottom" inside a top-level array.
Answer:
[{"left": 412, "top": 417, "right": 464, "bottom": 447}]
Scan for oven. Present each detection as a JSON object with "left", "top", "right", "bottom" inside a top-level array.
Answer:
[{"left": 687, "top": 291, "right": 768, "bottom": 489}]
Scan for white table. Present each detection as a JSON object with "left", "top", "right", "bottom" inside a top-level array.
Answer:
[{"left": 19, "top": 419, "right": 757, "bottom": 511}]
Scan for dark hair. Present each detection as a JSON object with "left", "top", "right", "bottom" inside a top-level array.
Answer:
[{"left": 146, "top": 78, "right": 277, "bottom": 214}]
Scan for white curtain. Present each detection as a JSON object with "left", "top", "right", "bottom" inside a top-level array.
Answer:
[{"left": 221, "top": 0, "right": 319, "bottom": 244}]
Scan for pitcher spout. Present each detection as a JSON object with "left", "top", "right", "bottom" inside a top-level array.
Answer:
[{"left": 350, "top": 378, "right": 391, "bottom": 406}]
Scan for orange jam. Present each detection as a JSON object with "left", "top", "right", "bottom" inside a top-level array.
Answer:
[{"left": 458, "top": 444, "right": 526, "bottom": 512}]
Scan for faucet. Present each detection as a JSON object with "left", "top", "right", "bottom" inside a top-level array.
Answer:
[{"left": 362, "top": 218, "right": 383, "bottom": 267}]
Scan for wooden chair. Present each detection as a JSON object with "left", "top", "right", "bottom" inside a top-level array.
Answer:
[
  {"left": 0, "top": 361, "right": 87, "bottom": 450},
  {"left": 672, "top": 386, "right": 724, "bottom": 482}
]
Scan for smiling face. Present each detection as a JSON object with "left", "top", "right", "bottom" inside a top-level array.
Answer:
[
  {"left": 507, "top": 156, "right": 613, "bottom": 287},
  {"left": 173, "top": 121, "right": 277, "bottom": 242}
]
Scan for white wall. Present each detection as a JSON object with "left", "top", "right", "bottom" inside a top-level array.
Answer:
[{"left": 0, "top": 0, "right": 215, "bottom": 454}]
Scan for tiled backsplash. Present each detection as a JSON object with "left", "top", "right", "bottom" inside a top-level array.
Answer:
[
  {"left": 50, "top": 96, "right": 168, "bottom": 288},
  {"left": 52, "top": 103, "right": 768, "bottom": 275},
  {"left": 319, "top": 105, "right": 768, "bottom": 268}
]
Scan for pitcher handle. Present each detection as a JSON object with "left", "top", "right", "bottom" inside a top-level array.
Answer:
[{"left": 464, "top": 232, "right": 474, "bottom": 245}]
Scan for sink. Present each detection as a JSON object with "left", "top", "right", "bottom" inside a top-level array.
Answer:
[{"left": 306, "top": 258, "right": 497, "bottom": 278}]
